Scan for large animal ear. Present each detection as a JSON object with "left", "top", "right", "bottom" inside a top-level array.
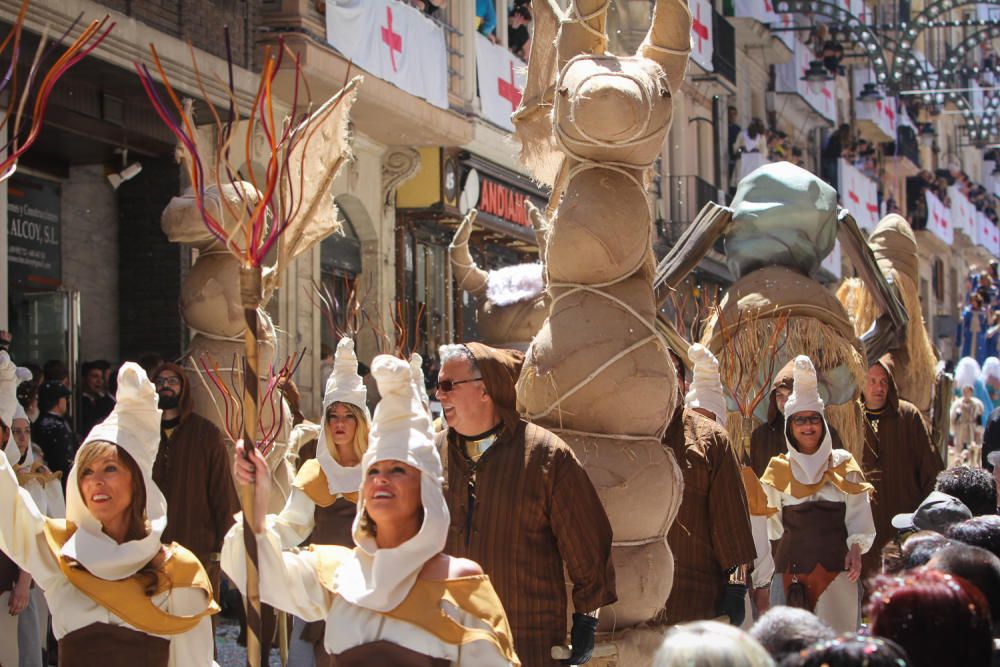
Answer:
[
  {"left": 512, "top": 0, "right": 564, "bottom": 186},
  {"left": 448, "top": 210, "right": 489, "bottom": 298},
  {"left": 555, "top": 0, "right": 608, "bottom": 67},
  {"left": 638, "top": 0, "right": 692, "bottom": 95}
]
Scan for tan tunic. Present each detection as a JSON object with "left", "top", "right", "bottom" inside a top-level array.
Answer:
[
  {"left": 660, "top": 408, "right": 757, "bottom": 624},
  {"left": 861, "top": 362, "right": 943, "bottom": 578},
  {"left": 437, "top": 421, "right": 616, "bottom": 667}
]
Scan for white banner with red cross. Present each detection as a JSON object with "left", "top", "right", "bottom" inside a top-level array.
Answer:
[
  {"left": 838, "top": 159, "right": 879, "bottom": 232},
  {"left": 949, "top": 186, "right": 975, "bottom": 238},
  {"left": 475, "top": 34, "right": 526, "bottom": 132},
  {"left": 688, "top": 0, "right": 714, "bottom": 72},
  {"left": 925, "top": 189, "right": 952, "bottom": 245},
  {"left": 977, "top": 211, "right": 1000, "bottom": 257},
  {"left": 851, "top": 69, "right": 897, "bottom": 139},
  {"left": 326, "top": 0, "right": 448, "bottom": 109}
]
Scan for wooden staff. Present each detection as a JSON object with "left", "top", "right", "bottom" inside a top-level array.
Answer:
[{"left": 239, "top": 264, "right": 263, "bottom": 667}]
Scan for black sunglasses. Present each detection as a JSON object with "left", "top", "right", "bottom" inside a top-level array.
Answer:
[{"left": 437, "top": 377, "right": 482, "bottom": 393}]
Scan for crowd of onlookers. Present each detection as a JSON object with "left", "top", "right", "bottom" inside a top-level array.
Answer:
[
  {"left": 407, "top": 0, "right": 532, "bottom": 60},
  {"left": 653, "top": 466, "right": 1000, "bottom": 667}
]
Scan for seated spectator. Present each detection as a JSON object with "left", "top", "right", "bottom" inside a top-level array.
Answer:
[
  {"left": 748, "top": 607, "right": 834, "bottom": 664},
  {"left": 935, "top": 467, "right": 998, "bottom": 517},
  {"left": 949, "top": 515, "right": 1000, "bottom": 560},
  {"left": 868, "top": 569, "right": 993, "bottom": 667},
  {"left": 653, "top": 621, "right": 775, "bottom": 667},
  {"left": 778, "top": 635, "right": 912, "bottom": 667},
  {"left": 925, "top": 543, "right": 1000, "bottom": 635}
]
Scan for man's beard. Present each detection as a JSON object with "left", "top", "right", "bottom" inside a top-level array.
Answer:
[{"left": 158, "top": 393, "right": 180, "bottom": 409}]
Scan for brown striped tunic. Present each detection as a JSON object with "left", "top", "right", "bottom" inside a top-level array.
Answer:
[
  {"left": 660, "top": 407, "right": 757, "bottom": 625},
  {"left": 861, "top": 359, "right": 943, "bottom": 579},
  {"left": 437, "top": 421, "right": 616, "bottom": 667}
]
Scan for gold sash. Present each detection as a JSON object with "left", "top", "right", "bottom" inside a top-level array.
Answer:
[
  {"left": 741, "top": 466, "right": 777, "bottom": 517},
  {"left": 761, "top": 454, "right": 873, "bottom": 500},
  {"left": 42, "top": 519, "right": 219, "bottom": 635},
  {"left": 310, "top": 545, "right": 520, "bottom": 665},
  {"left": 16, "top": 461, "right": 62, "bottom": 487},
  {"left": 293, "top": 459, "right": 359, "bottom": 508}
]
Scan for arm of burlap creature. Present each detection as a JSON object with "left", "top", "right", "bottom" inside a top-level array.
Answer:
[
  {"left": 653, "top": 203, "right": 732, "bottom": 303},
  {"left": 549, "top": 447, "right": 617, "bottom": 613}
]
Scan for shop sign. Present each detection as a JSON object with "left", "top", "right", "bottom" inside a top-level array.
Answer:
[
  {"left": 7, "top": 174, "right": 61, "bottom": 288},
  {"left": 477, "top": 176, "right": 532, "bottom": 229}
]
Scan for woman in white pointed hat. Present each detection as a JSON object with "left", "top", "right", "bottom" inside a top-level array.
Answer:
[
  {"left": 0, "top": 355, "right": 218, "bottom": 667},
  {"left": 759, "top": 355, "right": 875, "bottom": 633},
  {"left": 224, "top": 354, "right": 519, "bottom": 665}
]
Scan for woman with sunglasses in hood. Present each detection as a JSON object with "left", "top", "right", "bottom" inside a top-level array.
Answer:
[
  {"left": 224, "top": 354, "right": 518, "bottom": 665},
  {"left": 0, "top": 354, "right": 218, "bottom": 667},
  {"left": 759, "top": 355, "right": 875, "bottom": 633}
]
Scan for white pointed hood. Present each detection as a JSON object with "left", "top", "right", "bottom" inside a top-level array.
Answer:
[
  {"left": 316, "top": 338, "right": 370, "bottom": 495},
  {"left": 4, "top": 403, "right": 33, "bottom": 468},
  {"left": 684, "top": 344, "right": 728, "bottom": 423},
  {"left": 956, "top": 356, "right": 982, "bottom": 391},
  {"left": 335, "top": 355, "right": 449, "bottom": 612},
  {"left": 783, "top": 355, "right": 833, "bottom": 485},
  {"left": 409, "top": 353, "right": 430, "bottom": 409},
  {"left": 982, "top": 357, "right": 1000, "bottom": 385},
  {"left": 63, "top": 363, "right": 167, "bottom": 580},
  {"left": 0, "top": 352, "right": 32, "bottom": 443}
]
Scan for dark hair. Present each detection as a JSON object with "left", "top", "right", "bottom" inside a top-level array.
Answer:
[
  {"left": 925, "top": 543, "right": 1000, "bottom": 632},
  {"left": 948, "top": 516, "right": 1000, "bottom": 560},
  {"left": 867, "top": 569, "right": 993, "bottom": 667},
  {"left": 778, "top": 634, "right": 911, "bottom": 667},
  {"left": 900, "top": 531, "right": 951, "bottom": 570},
  {"left": 749, "top": 606, "right": 835, "bottom": 663},
  {"left": 935, "top": 467, "right": 997, "bottom": 516}
]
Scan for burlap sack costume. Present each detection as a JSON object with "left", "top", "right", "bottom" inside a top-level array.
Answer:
[
  {"left": 512, "top": 1, "right": 691, "bottom": 661},
  {"left": 836, "top": 214, "right": 938, "bottom": 416}
]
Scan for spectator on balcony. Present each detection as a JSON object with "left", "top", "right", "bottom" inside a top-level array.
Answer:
[
  {"left": 476, "top": 0, "right": 497, "bottom": 42},
  {"left": 727, "top": 106, "right": 741, "bottom": 186},
  {"left": 508, "top": 4, "right": 532, "bottom": 60},
  {"left": 733, "top": 118, "right": 768, "bottom": 183},
  {"left": 822, "top": 41, "right": 845, "bottom": 76},
  {"left": 821, "top": 124, "right": 850, "bottom": 187},
  {"left": 407, "top": 0, "right": 446, "bottom": 15}
]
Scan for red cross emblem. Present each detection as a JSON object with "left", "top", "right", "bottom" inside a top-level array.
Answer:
[
  {"left": 866, "top": 202, "right": 879, "bottom": 214},
  {"left": 848, "top": 190, "right": 860, "bottom": 205},
  {"left": 821, "top": 87, "right": 832, "bottom": 99},
  {"left": 498, "top": 62, "right": 522, "bottom": 110},
  {"left": 692, "top": 4, "right": 709, "bottom": 53},
  {"left": 764, "top": 0, "right": 773, "bottom": 11},
  {"left": 381, "top": 6, "right": 403, "bottom": 73},
  {"left": 885, "top": 106, "right": 895, "bottom": 123}
]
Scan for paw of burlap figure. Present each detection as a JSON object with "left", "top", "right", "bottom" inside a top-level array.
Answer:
[{"left": 512, "top": 1, "right": 691, "bottom": 663}]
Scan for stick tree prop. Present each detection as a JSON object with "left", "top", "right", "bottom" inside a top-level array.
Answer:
[
  {"left": 0, "top": 0, "right": 113, "bottom": 181},
  {"left": 136, "top": 34, "right": 360, "bottom": 666}
]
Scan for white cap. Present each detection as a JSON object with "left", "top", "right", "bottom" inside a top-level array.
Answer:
[
  {"left": 62, "top": 363, "right": 168, "bottom": 580},
  {"left": 983, "top": 357, "right": 1000, "bottom": 384},
  {"left": 783, "top": 355, "right": 833, "bottom": 485},
  {"left": 335, "top": 355, "right": 449, "bottom": 612},
  {"left": 315, "top": 338, "right": 371, "bottom": 494},
  {"left": 684, "top": 344, "right": 728, "bottom": 424},
  {"left": 0, "top": 351, "right": 32, "bottom": 435}
]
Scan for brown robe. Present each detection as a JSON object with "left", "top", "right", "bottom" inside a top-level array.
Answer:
[
  {"left": 294, "top": 438, "right": 358, "bottom": 547},
  {"left": 660, "top": 407, "right": 757, "bottom": 624},
  {"left": 861, "top": 358, "right": 943, "bottom": 578},
  {"left": 59, "top": 623, "right": 169, "bottom": 667},
  {"left": 438, "top": 421, "right": 616, "bottom": 667},
  {"left": 152, "top": 411, "right": 239, "bottom": 600}
]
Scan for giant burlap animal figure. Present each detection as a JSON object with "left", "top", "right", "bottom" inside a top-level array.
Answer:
[
  {"left": 161, "top": 185, "right": 295, "bottom": 513},
  {"left": 655, "top": 162, "right": 908, "bottom": 461},
  {"left": 448, "top": 206, "right": 549, "bottom": 351},
  {"left": 511, "top": 1, "right": 691, "bottom": 662}
]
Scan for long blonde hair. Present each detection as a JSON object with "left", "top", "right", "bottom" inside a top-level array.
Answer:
[{"left": 325, "top": 401, "right": 370, "bottom": 464}]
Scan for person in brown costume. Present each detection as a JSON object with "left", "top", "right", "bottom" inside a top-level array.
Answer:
[
  {"left": 659, "top": 402, "right": 757, "bottom": 625},
  {"left": 860, "top": 356, "right": 943, "bottom": 579},
  {"left": 150, "top": 361, "right": 239, "bottom": 612},
  {"left": 436, "top": 342, "right": 617, "bottom": 667}
]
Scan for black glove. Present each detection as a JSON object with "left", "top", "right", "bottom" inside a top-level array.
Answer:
[
  {"left": 718, "top": 582, "right": 748, "bottom": 626},
  {"left": 562, "top": 612, "right": 598, "bottom": 665}
]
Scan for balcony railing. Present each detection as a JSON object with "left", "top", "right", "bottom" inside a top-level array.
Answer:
[{"left": 713, "top": 10, "right": 736, "bottom": 85}]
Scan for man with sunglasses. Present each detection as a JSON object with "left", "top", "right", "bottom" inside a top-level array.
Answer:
[
  {"left": 435, "top": 342, "right": 616, "bottom": 667},
  {"left": 860, "top": 357, "right": 943, "bottom": 580}
]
